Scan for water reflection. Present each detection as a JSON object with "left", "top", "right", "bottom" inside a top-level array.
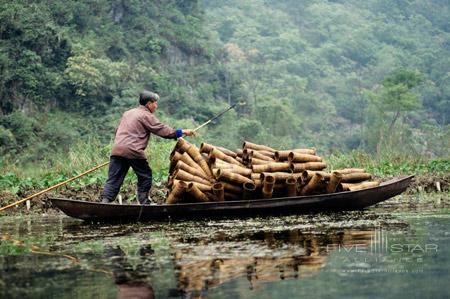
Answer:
[
  {"left": 1, "top": 202, "right": 448, "bottom": 299},
  {"left": 171, "top": 228, "right": 374, "bottom": 297},
  {"left": 105, "top": 245, "right": 155, "bottom": 299}
]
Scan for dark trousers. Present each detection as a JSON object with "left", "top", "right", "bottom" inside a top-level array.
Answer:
[{"left": 101, "top": 156, "right": 152, "bottom": 201}]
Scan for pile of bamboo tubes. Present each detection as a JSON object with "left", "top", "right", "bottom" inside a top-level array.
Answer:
[{"left": 165, "top": 139, "right": 380, "bottom": 204}]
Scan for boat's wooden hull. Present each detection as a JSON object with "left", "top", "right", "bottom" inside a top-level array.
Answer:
[{"left": 49, "top": 175, "right": 414, "bottom": 222}]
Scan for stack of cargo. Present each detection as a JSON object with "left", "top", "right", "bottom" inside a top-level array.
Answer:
[{"left": 165, "top": 139, "right": 379, "bottom": 204}]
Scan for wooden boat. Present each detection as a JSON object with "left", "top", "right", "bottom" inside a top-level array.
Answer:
[{"left": 49, "top": 175, "right": 413, "bottom": 222}]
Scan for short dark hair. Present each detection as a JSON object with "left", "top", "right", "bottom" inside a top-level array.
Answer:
[{"left": 139, "top": 90, "right": 160, "bottom": 105}]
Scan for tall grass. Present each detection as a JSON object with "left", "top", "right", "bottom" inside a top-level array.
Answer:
[
  {"left": 1, "top": 140, "right": 448, "bottom": 197},
  {"left": 0, "top": 137, "right": 178, "bottom": 196},
  {"left": 327, "top": 150, "right": 450, "bottom": 177}
]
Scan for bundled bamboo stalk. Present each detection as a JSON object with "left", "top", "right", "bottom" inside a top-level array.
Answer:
[
  {"left": 171, "top": 179, "right": 212, "bottom": 192},
  {"left": 252, "top": 162, "right": 290, "bottom": 173},
  {"left": 186, "top": 144, "right": 214, "bottom": 179},
  {"left": 243, "top": 182, "right": 257, "bottom": 200},
  {"left": 174, "top": 137, "right": 191, "bottom": 154},
  {"left": 216, "top": 168, "right": 254, "bottom": 185},
  {"left": 302, "top": 170, "right": 332, "bottom": 181},
  {"left": 212, "top": 183, "right": 225, "bottom": 202},
  {"left": 209, "top": 148, "right": 243, "bottom": 166},
  {"left": 326, "top": 172, "right": 343, "bottom": 193},
  {"left": 175, "top": 160, "right": 213, "bottom": 182},
  {"left": 290, "top": 162, "right": 327, "bottom": 172},
  {"left": 334, "top": 168, "right": 365, "bottom": 174},
  {"left": 174, "top": 169, "right": 212, "bottom": 186},
  {"left": 170, "top": 151, "right": 207, "bottom": 178},
  {"left": 166, "top": 181, "right": 188, "bottom": 204},
  {"left": 262, "top": 175, "right": 275, "bottom": 199},
  {"left": 201, "top": 142, "right": 238, "bottom": 158},
  {"left": 186, "top": 183, "right": 210, "bottom": 202},
  {"left": 288, "top": 152, "right": 322, "bottom": 163},
  {"left": 246, "top": 150, "right": 274, "bottom": 161},
  {"left": 341, "top": 181, "right": 380, "bottom": 191},
  {"left": 243, "top": 141, "right": 275, "bottom": 152},
  {"left": 260, "top": 172, "right": 301, "bottom": 182},
  {"left": 275, "top": 148, "right": 316, "bottom": 161},
  {"left": 221, "top": 182, "right": 243, "bottom": 194},
  {"left": 248, "top": 156, "right": 272, "bottom": 165},
  {"left": 301, "top": 173, "right": 324, "bottom": 195},
  {"left": 286, "top": 177, "right": 297, "bottom": 197},
  {"left": 340, "top": 172, "right": 372, "bottom": 183},
  {"left": 166, "top": 140, "right": 381, "bottom": 204}
]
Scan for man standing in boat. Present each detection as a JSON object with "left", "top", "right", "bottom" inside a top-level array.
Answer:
[{"left": 101, "top": 90, "right": 195, "bottom": 205}]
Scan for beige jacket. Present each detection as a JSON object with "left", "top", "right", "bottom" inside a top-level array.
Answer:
[{"left": 111, "top": 106, "right": 180, "bottom": 159}]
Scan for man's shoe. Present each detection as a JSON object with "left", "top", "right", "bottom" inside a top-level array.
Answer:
[
  {"left": 101, "top": 197, "right": 112, "bottom": 204},
  {"left": 137, "top": 192, "right": 150, "bottom": 205}
]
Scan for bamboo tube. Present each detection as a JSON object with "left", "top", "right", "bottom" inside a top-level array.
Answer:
[
  {"left": 172, "top": 179, "right": 212, "bottom": 192},
  {"left": 212, "top": 183, "right": 225, "bottom": 202},
  {"left": 176, "top": 152, "right": 207, "bottom": 178},
  {"left": 210, "top": 148, "right": 243, "bottom": 166},
  {"left": 340, "top": 172, "right": 372, "bottom": 183},
  {"left": 166, "top": 181, "right": 187, "bottom": 204},
  {"left": 221, "top": 182, "right": 243, "bottom": 194},
  {"left": 333, "top": 168, "right": 365, "bottom": 174},
  {"left": 175, "top": 160, "right": 212, "bottom": 182},
  {"left": 236, "top": 149, "right": 243, "bottom": 157},
  {"left": 251, "top": 173, "right": 261, "bottom": 180},
  {"left": 252, "top": 162, "right": 290, "bottom": 173},
  {"left": 255, "top": 150, "right": 275, "bottom": 159},
  {"left": 243, "top": 141, "right": 275, "bottom": 152},
  {"left": 224, "top": 192, "right": 241, "bottom": 201},
  {"left": 254, "top": 179, "right": 262, "bottom": 188},
  {"left": 260, "top": 172, "right": 295, "bottom": 182},
  {"left": 249, "top": 157, "right": 272, "bottom": 165},
  {"left": 186, "top": 183, "right": 210, "bottom": 202},
  {"left": 290, "top": 162, "right": 327, "bottom": 172},
  {"left": 186, "top": 144, "right": 214, "bottom": 178},
  {"left": 275, "top": 149, "right": 316, "bottom": 161},
  {"left": 209, "top": 157, "right": 233, "bottom": 169},
  {"left": 216, "top": 146, "right": 237, "bottom": 158},
  {"left": 226, "top": 166, "right": 252, "bottom": 177},
  {"left": 174, "top": 169, "right": 212, "bottom": 186},
  {"left": 243, "top": 182, "right": 257, "bottom": 200},
  {"left": 216, "top": 169, "right": 253, "bottom": 185},
  {"left": 340, "top": 181, "right": 380, "bottom": 191},
  {"left": 302, "top": 170, "right": 331, "bottom": 181},
  {"left": 262, "top": 175, "right": 275, "bottom": 199},
  {"left": 326, "top": 172, "right": 343, "bottom": 193},
  {"left": 175, "top": 137, "right": 191, "bottom": 153},
  {"left": 210, "top": 157, "right": 251, "bottom": 174},
  {"left": 213, "top": 166, "right": 251, "bottom": 178},
  {"left": 199, "top": 142, "right": 215, "bottom": 154},
  {"left": 236, "top": 157, "right": 244, "bottom": 164},
  {"left": 248, "top": 150, "right": 274, "bottom": 161},
  {"left": 169, "top": 151, "right": 182, "bottom": 175},
  {"left": 242, "top": 148, "right": 253, "bottom": 162},
  {"left": 288, "top": 152, "right": 322, "bottom": 163},
  {"left": 212, "top": 168, "right": 219, "bottom": 179},
  {"left": 301, "top": 173, "right": 324, "bottom": 195},
  {"left": 200, "top": 142, "right": 237, "bottom": 158},
  {"left": 286, "top": 177, "right": 297, "bottom": 197}
]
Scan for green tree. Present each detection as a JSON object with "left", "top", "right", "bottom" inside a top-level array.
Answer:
[{"left": 366, "top": 69, "right": 424, "bottom": 154}]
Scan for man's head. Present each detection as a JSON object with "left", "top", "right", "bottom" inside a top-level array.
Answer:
[{"left": 139, "top": 90, "right": 159, "bottom": 113}]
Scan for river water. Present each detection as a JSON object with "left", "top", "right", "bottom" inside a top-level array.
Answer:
[{"left": 1, "top": 194, "right": 449, "bottom": 299}]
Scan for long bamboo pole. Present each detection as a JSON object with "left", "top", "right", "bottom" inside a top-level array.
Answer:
[
  {"left": 193, "top": 102, "right": 243, "bottom": 132},
  {"left": 0, "top": 161, "right": 109, "bottom": 212}
]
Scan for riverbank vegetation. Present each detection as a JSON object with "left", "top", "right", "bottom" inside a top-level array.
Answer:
[{"left": 1, "top": 1, "right": 449, "bottom": 205}]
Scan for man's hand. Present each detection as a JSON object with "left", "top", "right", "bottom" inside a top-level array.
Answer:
[{"left": 183, "top": 129, "right": 197, "bottom": 137}]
